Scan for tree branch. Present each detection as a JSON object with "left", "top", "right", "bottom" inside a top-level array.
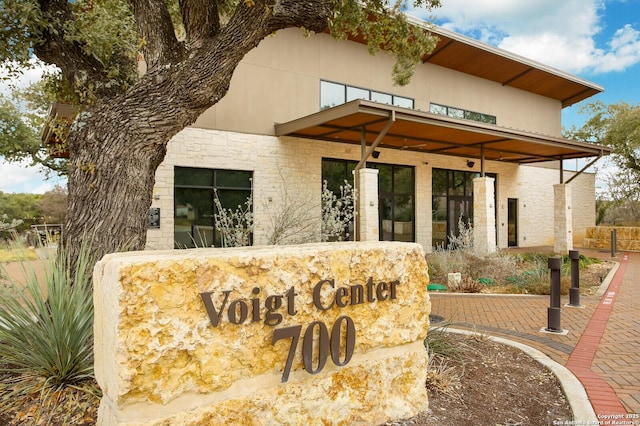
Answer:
[
  {"left": 33, "top": 0, "right": 119, "bottom": 99},
  {"left": 266, "top": 0, "right": 331, "bottom": 34},
  {"left": 180, "top": 0, "right": 220, "bottom": 48},
  {"left": 128, "top": 0, "right": 184, "bottom": 70}
]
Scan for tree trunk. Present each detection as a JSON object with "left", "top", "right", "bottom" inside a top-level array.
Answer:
[{"left": 63, "top": 103, "right": 169, "bottom": 263}]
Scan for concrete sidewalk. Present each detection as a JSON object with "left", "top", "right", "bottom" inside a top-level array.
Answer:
[{"left": 429, "top": 250, "right": 640, "bottom": 420}]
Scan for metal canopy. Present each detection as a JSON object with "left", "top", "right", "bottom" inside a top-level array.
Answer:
[{"left": 274, "top": 99, "right": 611, "bottom": 164}]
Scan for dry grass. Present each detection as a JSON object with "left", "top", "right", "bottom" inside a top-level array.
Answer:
[
  {"left": 427, "top": 249, "right": 517, "bottom": 289},
  {"left": 0, "top": 248, "right": 40, "bottom": 263},
  {"left": 426, "top": 357, "right": 462, "bottom": 399}
]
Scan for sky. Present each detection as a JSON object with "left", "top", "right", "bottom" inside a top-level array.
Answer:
[{"left": 1, "top": 0, "right": 639, "bottom": 194}]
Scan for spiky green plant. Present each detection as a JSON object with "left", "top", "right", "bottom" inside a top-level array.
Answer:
[
  {"left": 0, "top": 240, "right": 98, "bottom": 409},
  {"left": 425, "top": 322, "right": 464, "bottom": 361}
]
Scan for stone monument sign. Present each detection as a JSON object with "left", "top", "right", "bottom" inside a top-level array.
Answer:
[{"left": 94, "top": 241, "right": 431, "bottom": 425}]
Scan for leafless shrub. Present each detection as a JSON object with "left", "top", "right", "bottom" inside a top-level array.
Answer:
[
  {"left": 427, "top": 249, "right": 516, "bottom": 286},
  {"left": 262, "top": 179, "right": 319, "bottom": 245}
]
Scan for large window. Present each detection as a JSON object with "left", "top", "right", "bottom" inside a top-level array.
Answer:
[
  {"left": 174, "top": 167, "right": 252, "bottom": 248},
  {"left": 432, "top": 169, "right": 496, "bottom": 249},
  {"left": 321, "top": 80, "right": 414, "bottom": 110},
  {"left": 371, "top": 163, "right": 415, "bottom": 242},
  {"left": 322, "top": 159, "right": 415, "bottom": 242},
  {"left": 430, "top": 103, "right": 497, "bottom": 125}
]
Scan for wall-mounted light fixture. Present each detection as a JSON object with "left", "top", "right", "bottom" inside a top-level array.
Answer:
[
  {"left": 467, "top": 160, "right": 475, "bottom": 168},
  {"left": 372, "top": 150, "right": 381, "bottom": 159}
]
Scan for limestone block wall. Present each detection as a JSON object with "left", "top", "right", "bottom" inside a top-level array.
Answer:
[
  {"left": 554, "top": 184, "right": 573, "bottom": 253},
  {"left": 583, "top": 226, "right": 640, "bottom": 251},
  {"left": 497, "top": 164, "right": 595, "bottom": 248},
  {"left": 147, "top": 127, "right": 597, "bottom": 252},
  {"left": 94, "top": 242, "right": 431, "bottom": 425}
]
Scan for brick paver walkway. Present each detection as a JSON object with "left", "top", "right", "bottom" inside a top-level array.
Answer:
[{"left": 429, "top": 250, "right": 640, "bottom": 420}]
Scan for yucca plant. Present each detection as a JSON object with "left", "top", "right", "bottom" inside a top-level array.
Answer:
[{"left": 0, "top": 240, "right": 98, "bottom": 410}]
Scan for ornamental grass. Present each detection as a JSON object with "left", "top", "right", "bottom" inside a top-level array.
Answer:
[{"left": 0, "top": 240, "right": 98, "bottom": 411}]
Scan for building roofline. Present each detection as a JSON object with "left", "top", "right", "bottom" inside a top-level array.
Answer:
[{"left": 410, "top": 17, "right": 604, "bottom": 96}]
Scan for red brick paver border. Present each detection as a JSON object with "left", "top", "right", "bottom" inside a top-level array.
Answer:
[{"left": 566, "top": 254, "right": 629, "bottom": 417}]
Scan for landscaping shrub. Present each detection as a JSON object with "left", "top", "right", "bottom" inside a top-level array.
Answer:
[
  {"left": 0, "top": 240, "right": 98, "bottom": 411},
  {"left": 427, "top": 218, "right": 517, "bottom": 289},
  {"left": 425, "top": 322, "right": 464, "bottom": 361},
  {"left": 524, "top": 275, "right": 572, "bottom": 296},
  {"left": 426, "top": 248, "right": 516, "bottom": 289},
  {"left": 515, "top": 253, "right": 595, "bottom": 295},
  {"left": 428, "top": 242, "right": 603, "bottom": 295},
  {"left": 424, "top": 323, "right": 467, "bottom": 398}
]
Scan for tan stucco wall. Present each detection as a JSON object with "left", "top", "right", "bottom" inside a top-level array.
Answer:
[
  {"left": 147, "top": 128, "right": 596, "bottom": 252},
  {"left": 193, "top": 29, "right": 562, "bottom": 137}
]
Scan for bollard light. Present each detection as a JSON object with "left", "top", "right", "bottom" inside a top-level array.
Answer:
[
  {"left": 545, "top": 257, "right": 563, "bottom": 333},
  {"left": 568, "top": 250, "right": 582, "bottom": 307}
]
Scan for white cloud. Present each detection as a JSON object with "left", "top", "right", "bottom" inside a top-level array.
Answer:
[
  {"left": 407, "top": 0, "right": 640, "bottom": 75},
  {"left": 0, "top": 159, "right": 66, "bottom": 194},
  {"left": 592, "top": 24, "right": 640, "bottom": 72},
  {"left": 0, "top": 58, "right": 58, "bottom": 98}
]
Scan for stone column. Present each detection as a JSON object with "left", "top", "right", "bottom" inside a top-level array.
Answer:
[
  {"left": 554, "top": 183, "right": 573, "bottom": 253},
  {"left": 356, "top": 168, "right": 380, "bottom": 241},
  {"left": 473, "top": 176, "right": 496, "bottom": 254}
]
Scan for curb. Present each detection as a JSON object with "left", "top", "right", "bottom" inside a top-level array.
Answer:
[
  {"left": 594, "top": 260, "right": 620, "bottom": 297},
  {"left": 439, "top": 328, "right": 598, "bottom": 423}
]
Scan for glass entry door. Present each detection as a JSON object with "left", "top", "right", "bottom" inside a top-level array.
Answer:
[
  {"left": 432, "top": 168, "right": 497, "bottom": 250},
  {"left": 448, "top": 196, "right": 473, "bottom": 245}
]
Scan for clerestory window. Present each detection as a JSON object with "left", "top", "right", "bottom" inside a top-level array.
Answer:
[
  {"left": 320, "top": 80, "right": 414, "bottom": 110},
  {"left": 430, "top": 103, "right": 497, "bottom": 125}
]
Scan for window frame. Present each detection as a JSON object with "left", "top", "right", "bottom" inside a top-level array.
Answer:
[
  {"left": 321, "top": 158, "right": 416, "bottom": 243},
  {"left": 174, "top": 167, "right": 253, "bottom": 248}
]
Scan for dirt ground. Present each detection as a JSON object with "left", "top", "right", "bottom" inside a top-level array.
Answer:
[
  {"left": 1, "top": 258, "right": 50, "bottom": 292},
  {"left": 386, "top": 333, "right": 573, "bottom": 426}
]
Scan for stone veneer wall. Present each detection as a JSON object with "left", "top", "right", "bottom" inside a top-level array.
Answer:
[
  {"left": 473, "top": 177, "right": 496, "bottom": 253},
  {"left": 94, "top": 242, "right": 431, "bottom": 425},
  {"left": 583, "top": 226, "right": 640, "bottom": 251},
  {"left": 146, "top": 127, "right": 597, "bottom": 252}
]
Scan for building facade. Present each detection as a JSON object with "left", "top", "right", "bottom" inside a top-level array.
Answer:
[{"left": 145, "top": 23, "right": 608, "bottom": 253}]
